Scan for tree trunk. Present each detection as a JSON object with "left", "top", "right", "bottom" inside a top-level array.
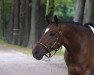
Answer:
[
  {"left": 0, "top": 7, "right": 2, "bottom": 38},
  {"left": 83, "top": 0, "right": 94, "bottom": 24},
  {"left": 12, "top": 0, "right": 20, "bottom": 44},
  {"left": 46, "top": 0, "right": 54, "bottom": 19},
  {"left": 74, "top": 0, "right": 86, "bottom": 24},
  {"left": 0, "top": 0, "right": 4, "bottom": 39},
  {"left": 28, "top": 0, "right": 46, "bottom": 48},
  {"left": 18, "top": 0, "right": 26, "bottom": 45},
  {"left": 22, "top": 0, "right": 31, "bottom": 47},
  {"left": 6, "top": 0, "right": 14, "bottom": 43}
]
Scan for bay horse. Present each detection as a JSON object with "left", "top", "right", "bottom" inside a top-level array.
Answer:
[{"left": 32, "top": 15, "right": 94, "bottom": 75}]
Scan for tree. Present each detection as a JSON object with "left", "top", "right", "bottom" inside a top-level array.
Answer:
[
  {"left": 12, "top": 0, "right": 20, "bottom": 44},
  {"left": 18, "top": 0, "right": 26, "bottom": 45},
  {"left": 0, "top": 0, "right": 4, "bottom": 39},
  {"left": 6, "top": 0, "right": 14, "bottom": 43},
  {"left": 18, "top": 0, "right": 31, "bottom": 47},
  {"left": 54, "top": 0, "right": 75, "bottom": 21},
  {"left": 28, "top": 0, "right": 46, "bottom": 48},
  {"left": 83, "top": 0, "right": 94, "bottom": 23},
  {"left": 74, "top": 0, "right": 94, "bottom": 24},
  {"left": 46, "top": 0, "right": 55, "bottom": 19},
  {"left": 74, "top": 0, "right": 86, "bottom": 24},
  {"left": 0, "top": 4, "right": 2, "bottom": 38},
  {"left": 22, "top": 0, "right": 31, "bottom": 47}
]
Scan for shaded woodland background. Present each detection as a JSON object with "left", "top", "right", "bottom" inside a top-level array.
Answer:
[{"left": 0, "top": 0, "right": 94, "bottom": 48}]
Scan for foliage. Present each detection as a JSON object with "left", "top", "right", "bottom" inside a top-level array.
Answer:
[
  {"left": 56, "top": 46, "right": 65, "bottom": 55},
  {"left": 1, "top": 0, "right": 75, "bottom": 31},
  {"left": 0, "top": 0, "right": 75, "bottom": 47},
  {"left": 54, "top": 0, "right": 75, "bottom": 21},
  {"left": 4, "top": 0, "right": 12, "bottom": 22},
  {"left": 0, "top": 38, "right": 32, "bottom": 56},
  {"left": 1, "top": 0, "right": 12, "bottom": 29},
  {"left": 0, "top": 39, "right": 7, "bottom": 44}
]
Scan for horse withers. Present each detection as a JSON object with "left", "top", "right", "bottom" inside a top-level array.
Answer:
[{"left": 32, "top": 15, "right": 94, "bottom": 75}]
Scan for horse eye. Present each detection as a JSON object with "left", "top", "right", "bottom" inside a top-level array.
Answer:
[{"left": 49, "top": 33, "right": 55, "bottom": 36}]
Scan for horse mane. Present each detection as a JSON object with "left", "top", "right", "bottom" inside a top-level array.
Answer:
[
  {"left": 84, "top": 23, "right": 94, "bottom": 33},
  {"left": 84, "top": 23, "right": 94, "bottom": 28},
  {"left": 59, "top": 21, "right": 83, "bottom": 26},
  {"left": 59, "top": 21, "right": 94, "bottom": 28}
]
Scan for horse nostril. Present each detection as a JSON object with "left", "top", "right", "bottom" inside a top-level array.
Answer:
[
  {"left": 35, "top": 51, "right": 38, "bottom": 55},
  {"left": 32, "top": 50, "right": 39, "bottom": 56}
]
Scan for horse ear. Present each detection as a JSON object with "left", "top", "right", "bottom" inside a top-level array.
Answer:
[
  {"left": 54, "top": 15, "right": 58, "bottom": 25},
  {"left": 46, "top": 15, "right": 50, "bottom": 24}
]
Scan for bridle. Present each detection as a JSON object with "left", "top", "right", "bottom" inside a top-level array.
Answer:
[{"left": 37, "top": 29, "right": 63, "bottom": 58}]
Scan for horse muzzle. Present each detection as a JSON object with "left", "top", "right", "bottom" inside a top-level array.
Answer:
[{"left": 32, "top": 47, "right": 45, "bottom": 60}]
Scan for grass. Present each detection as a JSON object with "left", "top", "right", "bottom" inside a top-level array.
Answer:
[
  {"left": 0, "top": 39, "right": 32, "bottom": 56},
  {"left": 6, "top": 44, "right": 32, "bottom": 56},
  {"left": 0, "top": 39, "right": 65, "bottom": 56},
  {"left": 56, "top": 46, "right": 65, "bottom": 56},
  {"left": 0, "top": 39, "right": 7, "bottom": 44}
]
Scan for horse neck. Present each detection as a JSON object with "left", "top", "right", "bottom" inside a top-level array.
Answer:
[{"left": 60, "top": 24, "right": 88, "bottom": 54}]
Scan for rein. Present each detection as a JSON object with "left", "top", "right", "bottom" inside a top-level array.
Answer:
[
  {"left": 37, "top": 30, "right": 63, "bottom": 58},
  {"left": 37, "top": 42, "right": 59, "bottom": 58}
]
